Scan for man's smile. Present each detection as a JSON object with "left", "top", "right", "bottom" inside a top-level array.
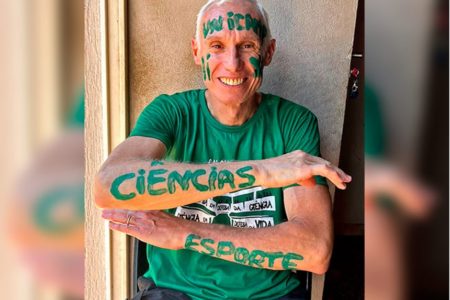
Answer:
[{"left": 219, "top": 77, "right": 247, "bottom": 86}]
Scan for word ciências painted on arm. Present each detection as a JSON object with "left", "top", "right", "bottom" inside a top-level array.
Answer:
[
  {"left": 185, "top": 234, "right": 304, "bottom": 270},
  {"left": 110, "top": 162, "right": 255, "bottom": 201}
]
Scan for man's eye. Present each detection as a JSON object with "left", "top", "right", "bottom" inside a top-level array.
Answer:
[
  {"left": 241, "top": 43, "right": 255, "bottom": 49},
  {"left": 211, "top": 44, "right": 222, "bottom": 49}
]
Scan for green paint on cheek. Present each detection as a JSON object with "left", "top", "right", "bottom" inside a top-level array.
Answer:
[
  {"left": 282, "top": 252, "right": 304, "bottom": 270},
  {"left": 110, "top": 172, "right": 136, "bottom": 200},
  {"left": 191, "top": 169, "right": 209, "bottom": 192},
  {"left": 201, "top": 57, "right": 206, "bottom": 81},
  {"left": 217, "top": 241, "right": 235, "bottom": 257},
  {"left": 147, "top": 169, "right": 168, "bottom": 195},
  {"left": 250, "top": 56, "right": 262, "bottom": 78},
  {"left": 236, "top": 166, "right": 255, "bottom": 188},
  {"left": 218, "top": 169, "right": 235, "bottom": 189}
]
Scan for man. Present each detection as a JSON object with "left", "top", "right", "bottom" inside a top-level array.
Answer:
[{"left": 95, "top": 0, "right": 351, "bottom": 299}]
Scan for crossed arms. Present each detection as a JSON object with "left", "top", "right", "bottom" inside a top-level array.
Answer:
[{"left": 95, "top": 136, "right": 351, "bottom": 274}]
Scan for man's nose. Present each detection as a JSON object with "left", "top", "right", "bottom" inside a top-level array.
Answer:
[{"left": 223, "top": 47, "right": 242, "bottom": 72}]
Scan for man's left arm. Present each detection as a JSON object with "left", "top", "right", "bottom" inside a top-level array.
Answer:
[{"left": 102, "top": 184, "right": 332, "bottom": 274}]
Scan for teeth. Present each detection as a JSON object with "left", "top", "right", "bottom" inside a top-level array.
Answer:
[{"left": 220, "top": 78, "right": 244, "bottom": 86}]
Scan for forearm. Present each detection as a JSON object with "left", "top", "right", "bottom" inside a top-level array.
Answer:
[
  {"left": 180, "top": 219, "right": 332, "bottom": 274},
  {"left": 95, "top": 159, "right": 268, "bottom": 210}
]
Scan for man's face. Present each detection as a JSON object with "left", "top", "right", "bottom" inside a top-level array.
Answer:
[{"left": 192, "top": 2, "right": 275, "bottom": 105}]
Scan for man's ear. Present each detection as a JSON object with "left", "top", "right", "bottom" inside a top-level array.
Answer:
[
  {"left": 191, "top": 38, "right": 201, "bottom": 65},
  {"left": 263, "top": 39, "right": 276, "bottom": 66}
]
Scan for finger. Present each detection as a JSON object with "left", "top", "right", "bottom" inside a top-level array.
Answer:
[
  {"left": 109, "top": 221, "right": 138, "bottom": 235},
  {"left": 312, "top": 164, "right": 346, "bottom": 189},
  {"left": 308, "top": 156, "right": 352, "bottom": 182},
  {"left": 102, "top": 209, "right": 131, "bottom": 223}
]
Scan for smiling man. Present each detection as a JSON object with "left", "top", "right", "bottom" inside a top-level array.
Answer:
[{"left": 95, "top": 0, "right": 351, "bottom": 299}]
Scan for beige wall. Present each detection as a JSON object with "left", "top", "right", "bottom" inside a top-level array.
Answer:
[{"left": 129, "top": 0, "right": 358, "bottom": 166}]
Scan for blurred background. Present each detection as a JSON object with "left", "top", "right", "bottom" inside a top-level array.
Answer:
[{"left": 0, "top": 0, "right": 447, "bottom": 299}]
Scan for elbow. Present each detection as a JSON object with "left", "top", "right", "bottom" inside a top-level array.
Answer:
[
  {"left": 94, "top": 169, "right": 113, "bottom": 209},
  {"left": 308, "top": 238, "right": 333, "bottom": 275}
]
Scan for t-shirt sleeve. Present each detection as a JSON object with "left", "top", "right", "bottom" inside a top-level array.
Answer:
[
  {"left": 281, "top": 102, "right": 328, "bottom": 187},
  {"left": 129, "top": 95, "right": 178, "bottom": 150}
]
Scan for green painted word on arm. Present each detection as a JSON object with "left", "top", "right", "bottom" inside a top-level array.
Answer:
[
  {"left": 185, "top": 234, "right": 304, "bottom": 270},
  {"left": 109, "top": 165, "right": 255, "bottom": 201}
]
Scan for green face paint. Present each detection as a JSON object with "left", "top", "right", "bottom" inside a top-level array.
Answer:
[
  {"left": 250, "top": 56, "right": 262, "bottom": 78},
  {"left": 234, "top": 13, "right": 245, "bottom": 30},
  {"left": 203, "top": 16, "right": 224, "bottom": 39},
  {"left": 110, "top": 172, "right": 136, "bottom": 200}
]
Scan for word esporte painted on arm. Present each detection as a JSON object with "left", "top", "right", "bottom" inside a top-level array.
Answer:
[
  {"left": 203, "top": 12, "right": 267, "bottom": 40},
  {"left": 185, "top": 234, "right": 304, "bottom": 270},
  {"left": 110, "top": 162, "right": 255, "bottom": 201}
]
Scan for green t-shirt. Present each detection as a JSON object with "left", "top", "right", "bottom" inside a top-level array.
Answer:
[{"left": 130, "top": 89, "right": 326, "bottom": 299}]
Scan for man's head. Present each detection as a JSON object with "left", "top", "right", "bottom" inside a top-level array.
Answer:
[{"left": 192, "top": 0, "right": 276, "bottom": 105}]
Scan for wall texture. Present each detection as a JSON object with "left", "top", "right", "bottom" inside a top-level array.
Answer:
[{"left": 128, "top": 0, "right": 358, "bottom": 167}]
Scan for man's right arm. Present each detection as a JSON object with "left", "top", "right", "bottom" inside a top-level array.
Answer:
[{"left": 95, "top": 136, "right": 351, "bottom": 210}]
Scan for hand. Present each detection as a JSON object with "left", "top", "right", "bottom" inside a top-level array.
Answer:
[
  {"left": 101, "top": 209, "right": 187, "bottom": 249},
  {"left": 265, "top": 150, "right": 352, "bottom": 189}
]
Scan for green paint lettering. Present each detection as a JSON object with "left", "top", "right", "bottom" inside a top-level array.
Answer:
[
  {"left": 185, "top": 234, "right": 201, "bottom": 250},
  {"left": 191, "top": 169, "right": 209, "bottom": 192},
  {"left": 264, "top": 252, "right": 284, "bottom": 268},
  {"left": 218, "top": 169, "right": 235, "bottom": 189},
  {"left": 227, "top": 12, "right": 235, "bottom": 30},
  {"left": 200, "top": 238, "right": 216, "bottom": 255},
  {"left": 234, "top": 13, "right": 245, "bottom": 30},
  {"left": 110, "top": 173, "right": 136, "bottom": 200},
  {"left": 234, "top": 247, "right": 250, "bottom": 264},
  {"left": 208, "top": 166, "right": 218, "bottom": 191},
  {"left": 217, "top": 241, "right": 235, "bottom": 257},
  {"left": 248, "top": 250, "right": 266, "bottom": 268},
  {"left": 167, "top": 170, "right": 192, "bottom": 194},
  {"left": 281, "top": 252, "right": 304, "bottom": 270},
  {"left": 150, "top": 160, "right": 164, "bottom": 166},
  {"left": 236, "top": 166, "right": 255, "bottom": 188},
  {"left": 136, "top": 169, "right": 146, "bottom": 195},
  {"left": 147, "top": 169, "right": 168, "bottom": 195}
]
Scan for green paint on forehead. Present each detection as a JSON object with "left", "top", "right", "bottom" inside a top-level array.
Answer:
[
  {"left": 250, "top": 56, "right": 262, "bottom": 78},
  {"left": 202, "top": 11, "right": 267, "bottom": 41}
]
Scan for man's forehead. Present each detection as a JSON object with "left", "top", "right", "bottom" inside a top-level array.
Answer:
[{"left": 203, "top": 1, "right": 262, "bottom": 22}]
